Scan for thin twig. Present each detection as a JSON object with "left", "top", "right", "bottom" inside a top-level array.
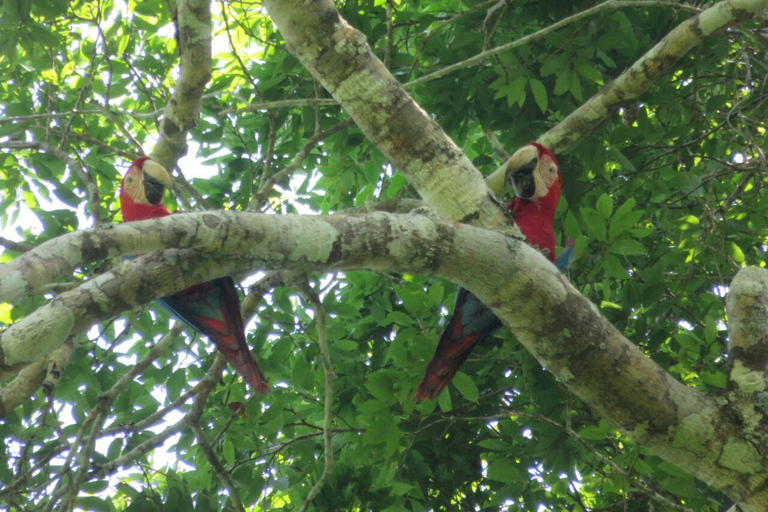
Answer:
[
  {"left": 189, "top": 423, "right": 246, "bottom": 512},
  {"left": 385, "top": 0, "right": 394, "bottom": 69},
  {"left": 89, "top": 356, "right": 226, "bottom": 481},
  {"left": 252, "top": 118, "right": 355, "bottom": 209},
  {"left": 0, "top": 237, "right": 32, "bottom": 253},
  {"left": 485, "top": 130, "right": 510, "bottom": 161},
  {"left": 298, "top": 284, "right": 336, "bottom": 512},
  {"left": 405, "top": 0, "right": 500, "bottom": 81},
  {"left": 1, "top": 140, "right": 102, "bottom": 226},
  {"left": 0, "top": 108, "right": 165, "bottom": 125},
  {"left": 217, "top": 98, "right": 339, "bottom": 116},
  {"left": 404, "top": 0, "right": 700, "bottom": 89}
]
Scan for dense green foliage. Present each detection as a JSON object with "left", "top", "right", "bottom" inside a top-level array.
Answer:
[{"left": 1, "top": 0, "right": 766, "bottom": 510}]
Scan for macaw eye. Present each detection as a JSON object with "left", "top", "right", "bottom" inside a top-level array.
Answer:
[
  {"left": 126, "top": 176, "right": 134, "bottom": 183},
  {"left": 548, "top": 164, "right": 557, "bottom": 174}
]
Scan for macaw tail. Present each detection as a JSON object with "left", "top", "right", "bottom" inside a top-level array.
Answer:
[
  {"left": 414, "top": 330, "right": 489, "bottom": 401},
  {"left": 414, "top": 288, "right": 501, "bottom": 401},
  {"left": 555, "top": 239, "right": 576, "bottom": 273},
  {"left": 157, "top": 277, "right": 271, "bottom": 394},
  {"left": 209, "top": 335, "right": 270, "bottom": 393}
]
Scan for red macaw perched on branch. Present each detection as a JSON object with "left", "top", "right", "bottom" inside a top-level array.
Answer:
[
  {"left": 415, "top": 143, "right": 564, "bottom": 401},
  {"left": 120, "top": 157, "right": 270, "bottom": 393}
]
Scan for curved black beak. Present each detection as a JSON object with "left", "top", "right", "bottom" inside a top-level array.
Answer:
[
  {"left": 510, "top": 159, "right": 537, "bottom": 200},
  {"left": 144, "top": 174, "right": 168, "bottom": 205}
]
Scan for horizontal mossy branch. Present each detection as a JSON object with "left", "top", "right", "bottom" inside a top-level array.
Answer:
[
  {"left": 0, "top": 210, "right": 765, "bottom": 505},
  {"left": 485, "top": 0, "right": 768, "bottom": 196}
]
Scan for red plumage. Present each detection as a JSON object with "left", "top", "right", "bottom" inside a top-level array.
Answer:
[
  {"left": 120, "top": 158, "right": 269, "bottom": 393},
  {"left": 415, "top": 143, "right": 562, "bottom": 400}
]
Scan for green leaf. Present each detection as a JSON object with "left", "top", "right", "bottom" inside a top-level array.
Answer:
[
  {"left": 700, "top": 371, "right": 726, "bottom": 389},
  {"left": 609, "top": 238, "right": 646, "bottom": 256},
  {"left": 486, "top": 459, "right": 524, "bottom": 483},
  {"left": 507, "top": 77, "right": 527, "bottom": 108},
  {"left": 554, "top": 70, "right": 570, "bottom": 96},
  {"left": 596, "top": 193, "right": 613, "bottom": 219},
  {"left": 564, "top": 211, "right": 581, "bottom": 238},
  {"left": 366, "top": 370, "right": 398, "bottom": 401},
  {"left": 223, "top": 440, "right": 235, "bottom": 465},
  {"left": 578, "top": 425, "right": 609, "bottom": 441},
  {"left": 80, "top": 480, "right": 109, "bottom": 494},
  {"left": 452, "top": 371, "right": 479, "bottom": 402},
  {"left": 437, "top": 386, "right": 452, "bottom": 411},
  {"left": 335, "top": 339, "right": 359, "bottom": 351},
  {"left": 576, "top": 64, "right": 603, "bottom": 84},
  {"left": 529, "top": 79, "right": 548, "bottom": 113},
  {"left": 384, "top": 310, "right": 414, "bottom": 327},
  {"left": 73, "top": 496, "right": 110, "bottom": 512},
  {"left": 581, "top": 208, "right": 606, "bottom": 242},
  {"left": 427, "top": 282, "right": 444, "bottom": 307},
  {"left": 477, "top": 439, "right": 510, "bottom": 452},
  {"left": 659, "top": 477, "right": 699, "bottom": 498},
  {"left": 569, "top": 72, "right": 583, "bottom": 101},
  {"left": 390, "top": 482, "right": 415, "bottom": 496},
  {"left": 729, "top": 242, "right": 745, "bottom": 264}
]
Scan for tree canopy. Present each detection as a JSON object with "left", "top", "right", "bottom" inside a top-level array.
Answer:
[{"left": 1, "top": 0, "right": 767, "bottom": 511}]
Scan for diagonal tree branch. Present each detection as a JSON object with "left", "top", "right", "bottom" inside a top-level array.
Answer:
[
  {"left": 150, "top": 0, "right": 212, "bottom": 172},
  {"left": 405, "top": 0, "right": 701, "bottom": 90},
  {"left": 262, "top": 0, "right": 508, "bottom": 229},
  {"left": 485, "top": 0, "right": 768, "bottom": 195}
]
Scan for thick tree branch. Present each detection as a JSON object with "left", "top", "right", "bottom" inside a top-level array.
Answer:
[
  {"left": 726, "top": 268, "right": 768, "bottom": 430},
  {"left": 150, "top": 0, "right": 212, "bottom": 172},
  {"left": 485, "top": 0, "right": 768, "bottom": 195},
  {"left": 0, "top": 210, "right": 766, "bottom": 506},
  {"left": 0, "top": 342, "right": 72, "bottom": 418},
  {"left": 262, "top": 0, "right": 508, "bottom": 229}
]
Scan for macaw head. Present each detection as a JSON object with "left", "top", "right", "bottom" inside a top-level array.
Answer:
[
  {"left": 506, "top": 143, "right": 561, "bottom": 203},
  {"left": 120, "top": 157, "right": 173, "bottom": 221}
]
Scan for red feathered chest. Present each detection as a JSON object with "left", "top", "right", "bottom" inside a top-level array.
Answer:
[{"left": 508, "top": 194, "right": 559, "bottom": 262}]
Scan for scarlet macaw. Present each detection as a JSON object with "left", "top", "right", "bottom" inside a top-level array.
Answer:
[
  {"left": 120, "top": 157, "right": 269, "bottom": 393},
  {"left": 415, "top": 143, "right": 565, "bottom": 400}
]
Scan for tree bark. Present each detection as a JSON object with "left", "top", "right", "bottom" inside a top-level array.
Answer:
[
  {"left": 150, "top": 0, "right": 212, "bottom": 171},
  {"left": 1, "top": 210, "right": 767, "bottom": 507}
]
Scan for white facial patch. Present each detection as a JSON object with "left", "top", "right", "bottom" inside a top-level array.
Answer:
[
  {"left": 123, "top": 166, "right": 148, "bottom": 205},
  {"left": 532, "top": 154, "right": 558, "bottom": 200}
]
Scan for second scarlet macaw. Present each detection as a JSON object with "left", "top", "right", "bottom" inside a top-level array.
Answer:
[
  {"left": 120, "top": 157, "right": 269, "bottom": 393},
  {"left": 415, "top": 143, "right": 566, "bottom": 401}
]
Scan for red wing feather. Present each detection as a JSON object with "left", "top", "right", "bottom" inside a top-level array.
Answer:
[
  {"left": 414, "top": 289, "right": 499, "bottom": 401},
  {"left": 158, "top": 278, "right": 269, "bottom": 393}
]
